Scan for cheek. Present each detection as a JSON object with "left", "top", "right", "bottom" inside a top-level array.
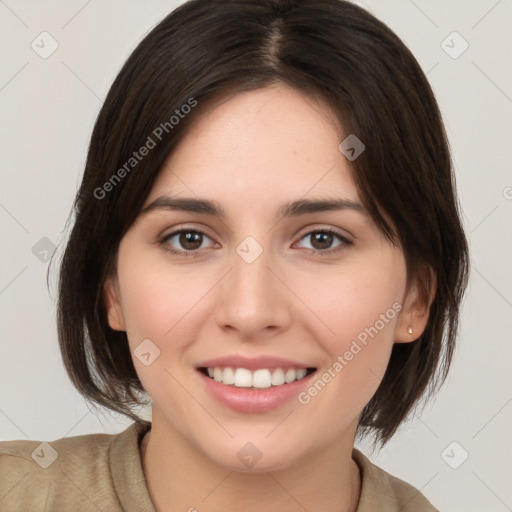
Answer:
[
  {"left": 115, "top": 255, "right": 214, "bottom": 402},
  {"left": 301, "top": 252, "right": 405, "bottom": 346},
  {"left": 116, "top": 251, "right": 212, "bottom": 350},
  {"left": 295, "top": 250, "right": 406, "bottom": 401}
]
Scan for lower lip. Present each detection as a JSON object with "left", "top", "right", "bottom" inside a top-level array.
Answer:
[{"left": 198, "top": 370, "right": 317, "bottom": 413}]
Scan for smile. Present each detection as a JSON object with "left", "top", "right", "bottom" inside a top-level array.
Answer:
[
  {"left": 200, "top": 367, "right": 316, "bottom": 388},
  {"left": 197, "top": 365, "right": 318, "bottom": 413}
]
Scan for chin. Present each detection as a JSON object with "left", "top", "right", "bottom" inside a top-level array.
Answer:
[{"left": 201, "top": 435, "right": 310, "bottom": 474}]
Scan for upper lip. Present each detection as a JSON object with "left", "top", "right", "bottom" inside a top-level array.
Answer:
[{"left": 197, "top": 355, "right": 316, "bottom": 371}]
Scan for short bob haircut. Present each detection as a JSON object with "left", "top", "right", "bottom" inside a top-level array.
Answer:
[{"left": 55, "top": 0, "right": 469, "bottom": 446}]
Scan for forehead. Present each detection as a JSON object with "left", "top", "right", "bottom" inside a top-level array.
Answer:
[{"left": 144, "top": 85, "right": 359, "bottom": 214}]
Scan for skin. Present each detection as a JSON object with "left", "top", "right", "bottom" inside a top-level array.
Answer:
[{"left": 104, "top": 84, "right": 432, "bottom": 512}]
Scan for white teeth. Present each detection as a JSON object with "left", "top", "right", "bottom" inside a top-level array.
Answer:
[
  {"left": 213, "top": 367, "right": 223, "bottom": 382},
  {"left": 204, "top": 366, "right": 311, "bottom": 387},
  {"left": 222, "top": 367, "right": 235, "bottom": 385},
  {"left": 296, "top": 368, "right": 307, "bottom": 380},
  {"left": 234, "top": 368, "right": 252, "bottom": 387},
  {"left": 252, "top": 369, "right": 272, "bottom": 388},
  {"left": 284, "top": 368, "right": 296, "bottom": 383},
  {"left": 271, "top": 368, "right": 285, "bottom": 386}
]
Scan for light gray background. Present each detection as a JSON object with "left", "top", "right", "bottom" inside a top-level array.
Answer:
[{"left": 1, "top": 1, "right": 511, "bottom": 510}]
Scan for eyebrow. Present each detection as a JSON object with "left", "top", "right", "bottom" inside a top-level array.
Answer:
[{"left": 139, "top": 196, "right": 366, "bottom": 219}]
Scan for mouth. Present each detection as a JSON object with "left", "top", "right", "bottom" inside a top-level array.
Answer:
[{"left": 198, "top": 366, "right": 317, "bottom": 389}]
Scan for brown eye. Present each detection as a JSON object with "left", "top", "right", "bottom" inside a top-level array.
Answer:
[
  {"left": 179, "top": 231, "right": 203, "bottom": 250},
  {"left": 296, "top": 229, "right": 351, "bottom": 254},
  {"left": 310, "top": 232, "right": 334, "bottom": 250},
  {"left": 162, "top": 229, "right": 215, "bottom": 255}
]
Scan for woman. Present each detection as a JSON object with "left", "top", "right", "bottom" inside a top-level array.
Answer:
[{"left": 0, "top": 1, "right": 468, "bottom": 510}]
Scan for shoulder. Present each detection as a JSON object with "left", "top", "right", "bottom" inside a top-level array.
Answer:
[
  {"left": 0, "top": 421, "right": 151, "bottom": 511},
  {"left": 352, "top": 448, "right": 440, "bottom": 512}
]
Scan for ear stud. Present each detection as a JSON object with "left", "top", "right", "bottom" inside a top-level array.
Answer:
[{"left": 408, "top": 327, "right": 413, "bottom": 335}]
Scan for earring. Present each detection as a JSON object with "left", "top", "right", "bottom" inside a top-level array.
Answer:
[{"left": 408, "top": 327, "right": 413, "bottom": 335}]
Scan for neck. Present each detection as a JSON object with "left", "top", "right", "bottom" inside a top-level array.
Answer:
[{"left": 141, "top": 412, "right": 361, "bottom": 512}]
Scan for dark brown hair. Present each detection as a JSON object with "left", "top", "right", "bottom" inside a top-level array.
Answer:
[{"left": 55, "top": 0, "right": 469, "bottom": 446}]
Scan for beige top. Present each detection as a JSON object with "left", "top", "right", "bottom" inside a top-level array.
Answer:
[{"left": 0, "top": 421, "right": 438, "bottom": 511}]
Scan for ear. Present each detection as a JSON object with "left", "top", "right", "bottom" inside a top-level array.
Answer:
[
  {"left": 395, "top": 268, "right": 436, "bottom": 343},
  {"left": 103, "top": 275, "right": 126, "bottom": 331}
]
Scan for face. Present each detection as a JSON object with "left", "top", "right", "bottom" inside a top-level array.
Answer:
[{"left": 105, "top": 84, "right": 423, "bottom": 472}]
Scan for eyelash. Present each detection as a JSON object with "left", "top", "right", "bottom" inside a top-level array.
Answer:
[{"left": 158, "top": 227, "right": 353, "bottom": 258}]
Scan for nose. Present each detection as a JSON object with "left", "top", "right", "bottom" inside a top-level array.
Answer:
[{"left": 214, "top": 241, "right": 292, "bottom": 341}]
